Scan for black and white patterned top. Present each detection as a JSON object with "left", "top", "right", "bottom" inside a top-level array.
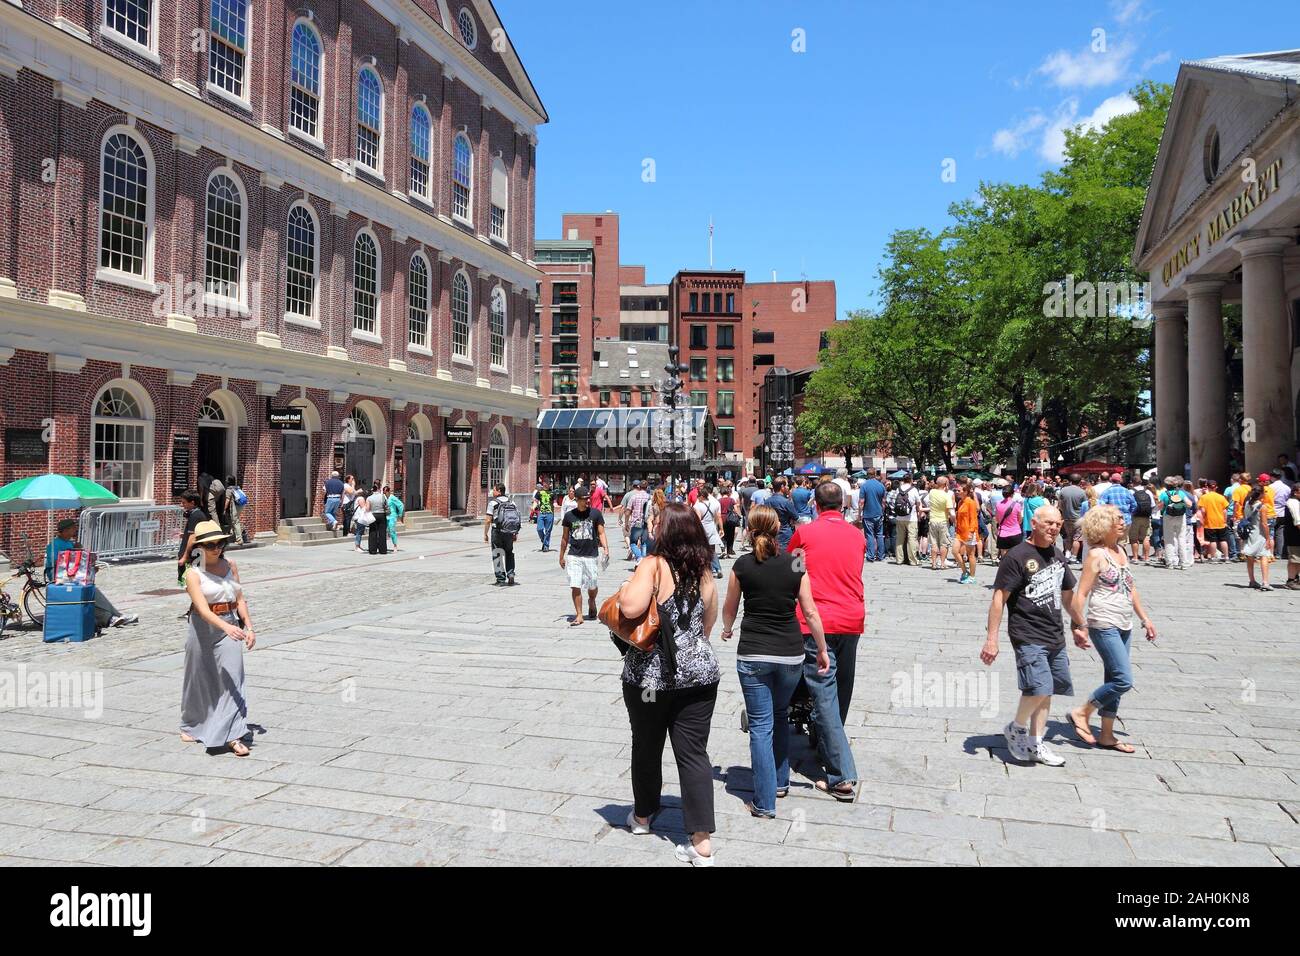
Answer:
[{"left": 621, "top": 582, "right": 720, "bottom": 693}]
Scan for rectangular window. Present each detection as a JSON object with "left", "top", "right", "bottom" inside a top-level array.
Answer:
[
  {"left": 639, "top": 387, "right": 652, "bottom": 405},
  {"left": 490, "top": 204, "right": 506, "bottom": 242},
  {"left": 552, "top": 371, "right": 578, "bottom": 395},
  {"left": 754, "top": 354, "right": 775, "bottom": 366},
  {"left": 713, "top": 292, "right": 723, "bottom": 313},
  {"left": 553, "top": 312, "right": 579, "bottom": 335},
  {"left": 533, "top": 339, "right": 540, "bottom": 367},
  {"left": 717, "top": 358, "right": 734, "bottom": 382},
  {"left": 93, "top": 420, "right": 146, "bottom": 499},
  {"left": 718, "top": 426, "right": 735, "bottom": 453},
  {"left": 690, "top": 324, "right": 708, "bottom": 349},
  {"left": 753, "top": 330, "right": 774, "bottom": 344},
  {"left": 689, "top": 292, "right": 698, "bottom": 312},
  {"left": 107, "top": 0, "right": 152, "bottom": 49},
  {"left": 551, "top": 341, "right": 578, "bottom": 365},
  {"left": 726, "top": 292, "right": 735, "bottom": 313},
  {"left": 599, "top": 390, "right": 610, "bottom": 407},
  {"left": 208, "top": 0, "right": 247, "bottom": 98},
  {"left": 701, "top": 293, "right": 711, "bottom": 313},
  {"left": 620, "top": 389, "right": 631, "bottom": 407},
  {"left": 717, "top": 390, "right": 734, "bottom": 418},
  {"left": 552, "top": 282, "right": 578, "bottom": 305},
  {"left": 690, "top": 390, "right": 709, "bottom": 407},
  {"left": 717, "top": 324, "right": 734, "bottom": 349},
  {"left": 690, "top": 358, "right": 707, "bottom": 381}
]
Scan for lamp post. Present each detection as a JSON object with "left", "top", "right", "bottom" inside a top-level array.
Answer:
[{"left": 663, "top": 344, "right": 687, "bottom": 496}]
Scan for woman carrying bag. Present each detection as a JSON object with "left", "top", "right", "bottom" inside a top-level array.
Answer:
[
  {"left": 180, "top": 521, "right": 256, "bottom": 756},
  {"left": 352, "top": 492, "right": 373, "bottom": 552}
]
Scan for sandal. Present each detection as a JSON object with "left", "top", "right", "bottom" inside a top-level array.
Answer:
[
  {"left": 1095, "top": 739, "right": 1135, "bottom": 753},
  {"left": 179, "top": 732, "right": 198, "bottom": 743},
  {"left": 228, "top": 740, "right": 250, "bottom": 757},
  {"left": 815, "top": 780, "right": 855, "bottom": 802},
  {"left": 569, "top": 616, "right": 583, "bottom": 627},
  {"left": 1065, "top": 709, "right": 1096, "bottom": 745}
]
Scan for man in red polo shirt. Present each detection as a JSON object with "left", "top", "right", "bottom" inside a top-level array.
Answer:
[{"left": 787, "top": 481, "right": 865, "bottom": 801}]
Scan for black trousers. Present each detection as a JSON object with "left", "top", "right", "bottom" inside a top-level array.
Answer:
[
  {"left": 722, "top": 520, "right": 737, "bottom": 554},
  {"left": 342, "top": 503, "right": 354, "bottom": 535},
  {"left": 492, "top": 530, "right": 515, "bottom": 581},
  {"left": 368, "top": 517, "right": 388, "bottom": 554},
  {"left": 622, "top": 681, "right": 718, "bottom": 834}
]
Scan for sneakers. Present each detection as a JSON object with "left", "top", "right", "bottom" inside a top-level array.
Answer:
[
  {"left": 1286, "top": 579, "right": 1300, "bottom": 591},
  {"left": 958, "top": 573, "right": 970, "bottom": 584},
  {"left": 1031, "top": 742, "right": 1066, "bottom": 767},
  {"left": 673, "top": 842, "right": 715, "bottom": 867},
  {"left": 1003, "top": 721, "right": 1031, "bottom": 761},
  {"left": 626, "top": 811, "right": 651, "bottom": 835}
]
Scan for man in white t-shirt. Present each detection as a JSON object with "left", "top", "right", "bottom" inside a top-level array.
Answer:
[{"left": 833, "top": 468, "right": 855, "bottom": 515}]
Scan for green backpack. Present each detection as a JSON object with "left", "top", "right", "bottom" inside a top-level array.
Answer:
[{"left": 1164, "top": 491, "right": 1187, "bottom": 517}]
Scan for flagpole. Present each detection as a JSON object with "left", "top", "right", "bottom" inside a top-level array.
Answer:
[{"left": 708, "top": 217, "right": 713, "bottom": 269}]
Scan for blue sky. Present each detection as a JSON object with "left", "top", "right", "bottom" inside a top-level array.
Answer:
[{"left": 497, "top": 0, "right": 1284, "bottom": 316}]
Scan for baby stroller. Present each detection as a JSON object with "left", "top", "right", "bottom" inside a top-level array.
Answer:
[{"left": 739, "top": 673, "right": 820, "bottom": 751}]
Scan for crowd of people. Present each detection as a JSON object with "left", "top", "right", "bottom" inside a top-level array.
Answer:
[{"left": 321, "top": 472, "right": 405, "bottom": 555}]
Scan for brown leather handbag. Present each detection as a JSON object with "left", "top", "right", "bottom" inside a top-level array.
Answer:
[{"left": 599, "top": 559, "right": 660, "bottom": 652}]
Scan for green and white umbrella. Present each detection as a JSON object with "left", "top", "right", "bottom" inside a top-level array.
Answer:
[{"left": 0, "top": 474, "right": 120, "bottom": 513}]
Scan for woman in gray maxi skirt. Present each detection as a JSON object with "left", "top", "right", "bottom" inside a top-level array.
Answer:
[{"left": 180, "top": 520, "right": 257, "bottom": 755}]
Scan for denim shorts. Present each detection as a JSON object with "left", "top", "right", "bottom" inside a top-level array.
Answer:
[{"left": 1013, "top": 641, "right": 1073, "bottom": 697}]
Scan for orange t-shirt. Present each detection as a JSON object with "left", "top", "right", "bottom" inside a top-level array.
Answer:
[
  {"left": 1262, "top": 486, "right": 1276, "bottom": 521},
  {"left": 1199, "top": 492, "right": 1228, "bottom": 530},
  {"left": 955, "top": 498, "right": 979, "bottom": 539},
  {"left": 1232, "top": 483, "right": 1250, "bottom": 517}
]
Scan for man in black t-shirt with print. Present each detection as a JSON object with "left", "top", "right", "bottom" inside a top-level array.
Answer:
[{"left": 982, "top": 504, "right": 1087, "bottom": 767}]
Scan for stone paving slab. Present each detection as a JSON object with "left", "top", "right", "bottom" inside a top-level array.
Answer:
[{"left": 1, "top": 521, "right": 1297, "bottom": 865}]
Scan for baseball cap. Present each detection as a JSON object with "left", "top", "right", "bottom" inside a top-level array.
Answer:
[
  {"left": 1257, "top": 473, "right": 1272, "bottom": 482},
  {"left": 1110, "top": 472, "right": 1123, "bottom": 482},
  {"left": 57, "top": 518, "right": 78, "bottom": 532},
  {"left": 573, "top": 484, "right": 590, "bottom": 498}
]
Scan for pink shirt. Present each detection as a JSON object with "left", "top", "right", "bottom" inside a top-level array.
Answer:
[{"left": 995, "top": 498, "right": 1022, "bottom": 537}]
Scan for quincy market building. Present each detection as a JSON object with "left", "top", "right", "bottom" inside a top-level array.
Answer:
[
  {"left": 0, "top": 1, "right": 546, "bottom": 555},
  {"left": 1135, "top": 50, "right": 1300, "bottom": 480}
]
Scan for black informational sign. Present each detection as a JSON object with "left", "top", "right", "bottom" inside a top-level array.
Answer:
[
  {"left": 332, "top": 442, "right": 346, "bottom": 474},
  {"left": 267, "top": 406, "right": 304, "bottom": 430},
  {"left": 170, "top": 434, "right": 192, "bottom": 494},
  {"left": 480, "top": 450, "right": 489, "bottom": 489},
  {"left": 392, "top": 442, "right": 404, "bottom": 496},
  {"left": 5, "top": 428, "right": 47, "bottom": 466},
  {"left": 445, "top": 425, "right": 473, "bottom": 444}
]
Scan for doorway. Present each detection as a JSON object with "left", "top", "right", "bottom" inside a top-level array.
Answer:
[
  {"left": 406, "top": 439, "right": 424, "bottom": 511},
  {"left": 346, "top": 438, "right": 376, "bottom": 489},
  {"left": 450, "top": 443, "right": 466, "bottom": 513},
  {"left": 281, "top": 432, "right": 309, "bottom": 519},
  {"left": 197, "top": 396, "right": 233, "bottom": 480}
]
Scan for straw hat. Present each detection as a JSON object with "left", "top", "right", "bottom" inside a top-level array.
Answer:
[{"left": 192, "top": 520, "right": 230, "bottom": 545}]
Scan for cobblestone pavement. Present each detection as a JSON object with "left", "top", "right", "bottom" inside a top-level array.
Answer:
[{"left": 1, "top": 519, "right": 1297, "bottom": 866}]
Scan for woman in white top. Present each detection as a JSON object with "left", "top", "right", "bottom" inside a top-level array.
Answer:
[
  {"left": 694, "top": 484, "right": 724, "bottom": 578},
  {"left": 351, "top": 493, "right": 372, "bottom": 552},
  {"left": 1066, "top": 505, "right": 1156, "bottom": 754},
  {"left": 341, "top": 474, "right": 358, "bottom": 536},
  {"left": 180, "top": 521, "right": 256, "bottom": 756}
]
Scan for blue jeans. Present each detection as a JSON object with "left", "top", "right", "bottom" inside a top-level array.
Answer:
[
  {"left": 536, "top": 511, "right": 554, "bottom": 549},
  {"left": 629, "top": 524, "right": 647, "bottom": 560},
  {"left": 802, "top": 633, "right": 859, "bottom": 786},
  {"left": 737, "top": 659, "right": 801, "bottom": 815},
  {"left": 323, "top": 495, "right": 341, "bottom": 529},
  {"left": 1087, "top": 627, "right": 1133, "bottom": 718},
  {"left": 1273, "top": 518, "right": 1286, "bottom": 558},
  {"left": 1150, "top": 518, "right": 1163, "bottom": 551},
  {"left": 710, "top": 549, "right": 721, "bottom": 574},
  {"left": 862, "top": 515, "right": 885, "bottom": 561},
  {"left": 1227, "top": 517, "right": 1239, "bottom": 558}
]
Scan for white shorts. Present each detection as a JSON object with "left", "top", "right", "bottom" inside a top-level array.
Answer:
[{"left": 566, "top": 555, "right": 601, "bottom": 590}]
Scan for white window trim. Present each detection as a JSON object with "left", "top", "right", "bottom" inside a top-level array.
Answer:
[
  {"left": 99, "top": 19, "right": 161, "bottom": 64},
  {"left": 98, "top": 125, "right": 156, "bottom": 285},
  {"left": 409, "top": 102, "right": 434, "bottom": 202},
  {"left": 356, "top": 66, "right": 385, "bottom": 178},
  {"left": 284, "top": 200, "right": 320, "bottom": 322},
  {"left": 407, "top": 343, "right": 433, "bottom": 357},
  {"left": 489, "top": 156, "right": 509, "bottom": 245},
  {"left": 288, "top": 18, "right": 323, "bottom": 141},
  {"left": 351, "top": 227, "right": 382, "bottom": 339},
  {"left": 206, "top": 80, "right": 253, "bottom": 111},
  {"left": 89, "top": 379, "right": 155, "bottom": 504},
  {"left": 451, "top": 132, "right": 474, "bottom": 227},
  {"left": 203, "top": 167, "right": 249, "bottom": 308},
  {"left": 489, "top": 284, "right": 508, "bottom": 373},
  {"left": 287, "top": 125, "right": 325, "bottom": 150},
  {"left": 407, "top": 250, "right": 432, "bottom": 350},
  {"left": 206, "top": 0, "right": 252, "bottom": 108},
  {"left": 457, "top": 6, "right": 478, "bottom": 49},
  {"left": 283, "top": 313, "right": 322, "bottom": 330},
  {"left": 450, "top": 267, "right": 473, "bottom": 362}
]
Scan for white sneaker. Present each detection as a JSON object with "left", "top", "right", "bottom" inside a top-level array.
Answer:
[
  {"left": 626, "top": 811, "right": 651, "bottom": 835},
  {"left": 673, "top": 842, "right": 715, "bottom": 867},
  {"left": 1003, "top": 721, "right": 1031, "bottom": 761},
  {"left": 1032, "top": 742, "right": 1066, "bottom": 767}
]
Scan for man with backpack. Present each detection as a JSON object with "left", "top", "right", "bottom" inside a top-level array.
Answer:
[
  {"left": 1158, "top": 476, "right": 1193, "bottom": 570},
  {"left": 890, "top": 475, "right": 921, "bottom": 566},
  {"left": 1128, "top": 476, "right": 1156, "bottom": 564},
  {"left": 484, "top": 483, "right": 521, "bottom": 585}
]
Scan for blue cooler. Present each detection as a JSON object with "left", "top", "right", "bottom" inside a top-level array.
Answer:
[{"left": 43, "top": 584, "right": 97, "bottom": 643}]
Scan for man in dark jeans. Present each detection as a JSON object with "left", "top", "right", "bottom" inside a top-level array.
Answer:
[
  {"left": 787, "top": 481, "right": 863, "bottom": 801},
  {"left": 484, "top": 483, "right": 517, "bottom": 585}
]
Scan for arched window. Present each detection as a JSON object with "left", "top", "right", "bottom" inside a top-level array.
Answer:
[
  {"left": 488, "top": 425, "right": 509, "bottom": 492},
  {"left": 490, "top": 156, "right": 508, "bottom": 243},
  {"left": 348, "top": 407, "right": 373, "bottom": 437},
  {"left": 409, "top": 104, "right": 432, "bottom": 199},
  {"left": 99, "top": 131, "right": 151, "bottom": 278},
  {"left": 285, "top": 203, "right": 317, "bottom": 319},
  {"left": 452, "top": 134, "right": 473, "bottom": 222},
  {"left": 289, "top": 21, "right": 322, "bottom": 139},
  {"left": 356, "top": 67, "right": 383, "bottom": 172},
  {"left": 457, "top": 7, "right": 477, "bottom": 48},
  {"left": 490, "top": 287, "right": 507, "bottom": 369},
  {"left": 105, "top": 0, "right": 154, "bottom": 50},
  {"left": 208, "top": 0, "right": 249, "bottom": 98},
  {"left": 204, "top": 171, "right": 244, "bottom": 302},
  {"left": 451, "top": 271, "right": 471, "bottom": 359},
  {"left": 198, "top": 397, "right": 226, "bottom": 423},
  {"left": 408, "top": 253, "right": 430, "bottom": 348},
  {"left": 353, "top": 231, "right": 380, "bottom": 335},
  {"left": 92, "top": 384, "right": 151, "bottom": 500}
]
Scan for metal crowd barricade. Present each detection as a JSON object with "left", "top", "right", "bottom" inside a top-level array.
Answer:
[{"left": 78, "top": 505, "right": 186, "bottom": 562}]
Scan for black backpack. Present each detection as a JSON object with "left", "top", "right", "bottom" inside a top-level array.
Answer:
[
  {"left": 1134, "top": 490, "right": 1152, "bottom": 518},
  {"left": 891, "top": 488, "right": 913, "bottom": 518},
  {"left": 492, "top": 498, "right": 522, "bottom": 535}
]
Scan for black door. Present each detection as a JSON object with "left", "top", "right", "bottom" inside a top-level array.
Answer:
[
  {"left": 198, "top": 427, "right": 228, "bottom": 480},
  {"left": 450, "top": 443, "right": 465, "bottom": 512},
  {"left": 281, "top": 433, "right": 309, "bottom": 519},
  {"left": 346, "top": 438, "right": 375, "bottom": 489},
  {"left": 406, "top": 441, "right": 424, "bottom": 511}
]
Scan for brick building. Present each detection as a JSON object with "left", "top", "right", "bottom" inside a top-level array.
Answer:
[
  {"left": 0, "top": 0, "right": 546, "bottom": 558},
  {"left": 534, "top": 212, "right": 837, "bottom": 473}
]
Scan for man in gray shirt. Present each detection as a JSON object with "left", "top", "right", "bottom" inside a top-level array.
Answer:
[{"left": 1055, "top": 474, "right": 1087, "bottom": 563}]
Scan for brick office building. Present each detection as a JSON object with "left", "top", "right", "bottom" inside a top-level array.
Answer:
[
  {"left": 534, "top": 212, "right": 837, "bottom": 473},
  {"left": 0, "top": 0, "right": 546, "bottom": 558}
]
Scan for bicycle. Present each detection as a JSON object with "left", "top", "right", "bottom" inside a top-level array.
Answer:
[{"left": 0, "top": 559, "right": 46, "bottom": 638}]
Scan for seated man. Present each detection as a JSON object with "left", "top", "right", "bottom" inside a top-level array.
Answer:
[{"left": 45, "top": 518, "right": 138, "bottom": 629}]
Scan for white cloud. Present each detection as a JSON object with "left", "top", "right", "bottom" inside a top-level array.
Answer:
[
  {"left": 1038, "top": 94, "right": 1140, "bottom": 163},
  {"left": 1141, "top": 50, "right": 1171, "bottom": 71},
  {"left": 992, "top": 112, "right": 1048, "bottom": 158},
  {"left": 1038, "top": 37, "right": 1136, "bottom": 88},
  {"left": 1110, "top": 0, "right": 1152, "bottom": 24}
]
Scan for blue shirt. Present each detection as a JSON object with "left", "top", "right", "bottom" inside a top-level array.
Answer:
[
  {"left": 45, "top": 537, "right": 77, "bottom": 581},
  {"left": 768, "top": 493, "right": 798, "bottom": 539},
  {"left": 751, "top": 488, "right": 771, "bottom": 509},
  {"left": 858, "top": 479, "right": 887, "bottom": 520},
  {"left": 324, "top": 477, "right": 344, "bottom": 496},
  {"left": 791, "top": 486, "right": 813, "bottom": 518},
  {"left": 1100, "top": 485, "right": 1137, "bottom": 524}
]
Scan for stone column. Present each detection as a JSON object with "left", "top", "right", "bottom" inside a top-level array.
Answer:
[
  {"left": 1153, "top": 302, "right": 1189, "bottom": 478},
  {"left": 1184, "top": 276, "right": 1232, "bottom": 483},
  {"left": 1231, "top": 232, "right": 1295, "bottom": 475}
]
